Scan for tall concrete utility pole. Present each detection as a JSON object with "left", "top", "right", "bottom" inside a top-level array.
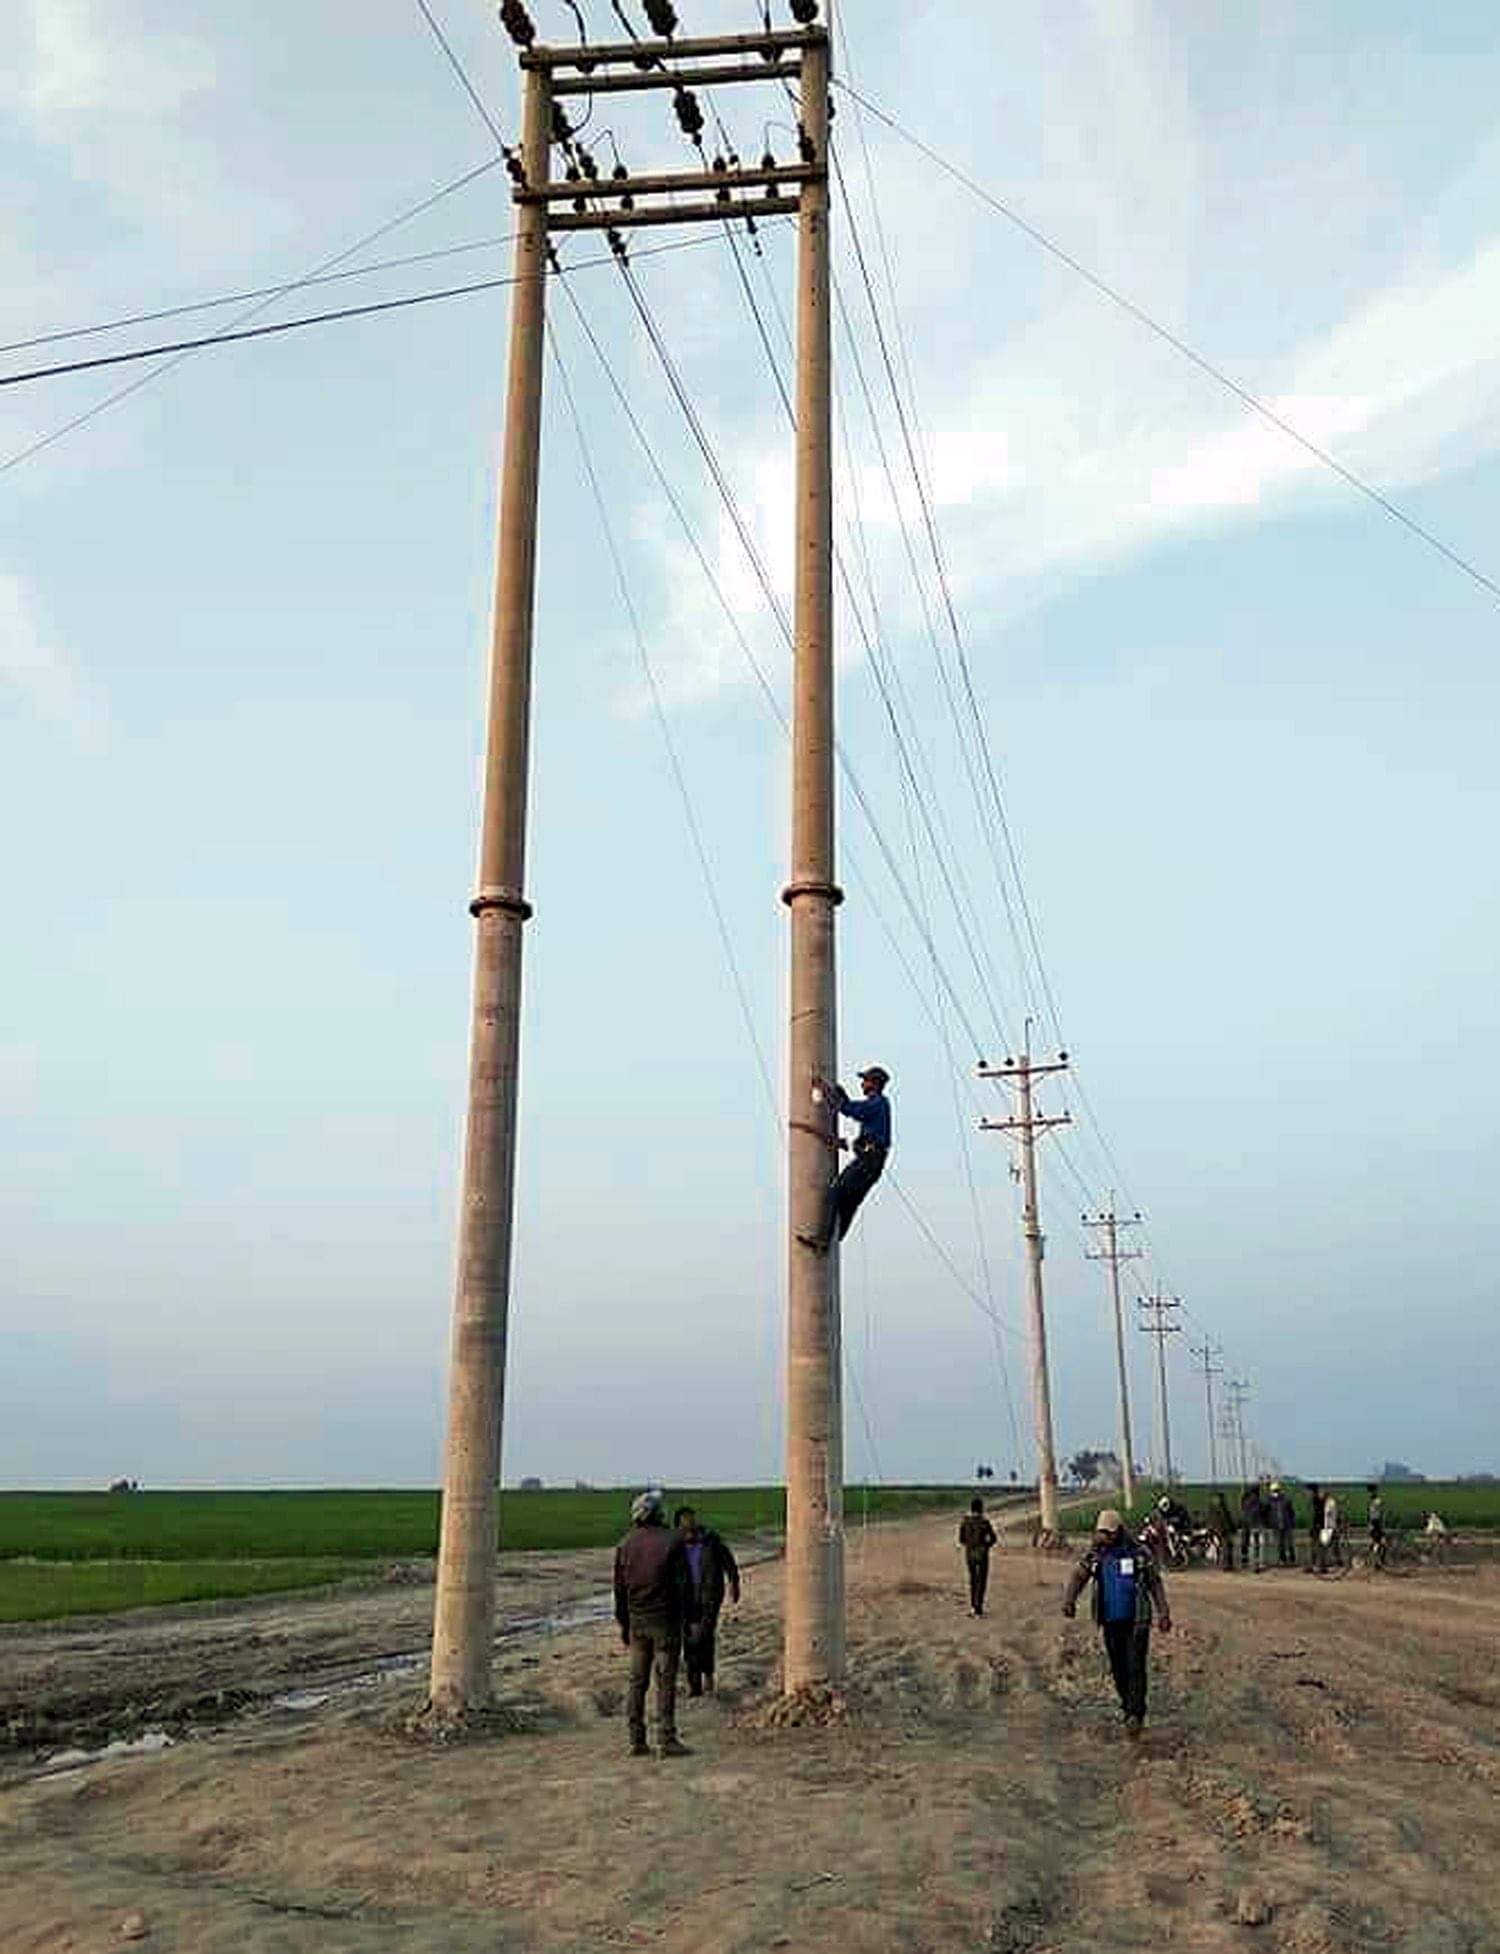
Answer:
[
  {"left": 979, "top": 1034, "right": 1071, "bottom": 1541},
  {"left": 1082, "top": 1199, "right": 1142, "bottom": 1511},
  {"left": 428, "top": 56, "right": 552, "bottom": 1723},
  {"left": 782, "top": 27, "right": 844, "bottom": 1696},
  {"left": 425, "top": 16, "right": 831, "bottom": 1719},
  {"left": 1137, "top": 1289, "right": 1182, "bottom": 1487},
  {"left": 1191, "top": 1340, "right": 1223, "bottom": 1486}
]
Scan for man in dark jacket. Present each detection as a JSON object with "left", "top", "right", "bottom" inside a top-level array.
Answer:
[
  {"left": 673, "top": 1505, "right": 740, "bottom": 1697},
  {"left": 958, "top": 1496, "right": 999, "bottom": 1616},
  {"left": 1062, "top": 1508, "right": 1173, "bottom": 1734},
  {"left": 1268, "top": 1482, "right": 1297, "bottom": 1566},
  {"left": 614, "top": 1491, "right": 692, "bottom": 1758},
  {"left": 1307, "top": 1484, "right": 1327, "bottom": 1573},
  {"left": 1239, "top": 1482, "right": 1270, "bottom": 1574}
]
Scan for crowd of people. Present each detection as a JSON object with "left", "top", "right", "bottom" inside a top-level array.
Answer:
[{"left": 1124, "top": 1479, "right": 1436, "bottom": 1575}]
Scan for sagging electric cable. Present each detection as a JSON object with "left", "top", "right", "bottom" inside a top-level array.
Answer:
[
  {"left": 833, "top": 75, "right": 1500, "bottom": 615},
  {"left": 712, "top": 203, "right": 1027, "bottom": 1426},
  {"left": 557, "top": 268, "right": 1026, "bottom": 1339},
  {"left": 1, "top": 156, "right": 511, "bottom": 475}
]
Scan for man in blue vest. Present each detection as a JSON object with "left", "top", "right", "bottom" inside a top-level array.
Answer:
[{"left": 1062, "top": 1507, "right": 1173, "bottom": 1735}]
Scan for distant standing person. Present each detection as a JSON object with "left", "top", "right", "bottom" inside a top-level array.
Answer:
[
  {"left": 613, "top": 1491, "right": 692, "bottom": 1758},
  {"left": 673, "top": 1506, "right": 740, "bottom": 1697},
  {"left": 1062, "top": 1508, "right": 1173, "bottom": 1736},
  {"left": 958, "top": 1497, "right": 999, "bottom": 1617},
  {"left": 1208, "top": 1490, "right": 1237, "bottom": 1571},
  {"left": 798, "top": 1067, "right": 892, "bottom": 1253},
  {"left": 1319, "top": 1489, "right": 1344, "bottom": 1571},
  {"left": 1269, "top": 1482, "right": 1297, "bottom": 1566},
  {"left": 1239, "top": 1482, "right": 1270, "bottom": 1574},
  {"left": 1366, "top": 1484, "right": 1387, "bottom": 1570},
  {"left": 1307, "top": 1484, "right": 1327, "bottom": 1572}
]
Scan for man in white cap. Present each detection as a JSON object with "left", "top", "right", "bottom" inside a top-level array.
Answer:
[
  {"left": 798, "top": 1066, "right": 893, "bottom": 1254},
  {"left": 1062, "top": 1507, "right": 1173, "bottom": 1735},
  {"left": 613, "top": 1491, "right": 692, "bottom": 1758}
]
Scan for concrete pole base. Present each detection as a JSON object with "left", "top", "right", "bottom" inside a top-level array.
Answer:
[
  {"left": 404, "top": 1695, "right": 524, "bottom": 1743},
  {"left": 755, "top": 1681, "right": 851, "bottom": 1729}
]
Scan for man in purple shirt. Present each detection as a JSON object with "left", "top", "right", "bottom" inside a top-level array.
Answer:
[{"left": 797, "top": 1065, "right": 893, "bottom": 1254}]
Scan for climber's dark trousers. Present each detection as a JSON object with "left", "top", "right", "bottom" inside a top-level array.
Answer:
[{"left": 818, "top": 1146, "right": 888, "bottom": 1248}]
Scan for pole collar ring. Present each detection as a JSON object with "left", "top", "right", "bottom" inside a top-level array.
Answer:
[
  {"left": 780, "top": 879, "right": 845, "bottom": 907},
  {"left": 469, "top": 888, "right": 534, "bottom": 921}
]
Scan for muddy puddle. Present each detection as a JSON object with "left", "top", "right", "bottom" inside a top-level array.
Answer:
[{"left": 14, "top": 1589, "right": 622, "bottom": 1780}]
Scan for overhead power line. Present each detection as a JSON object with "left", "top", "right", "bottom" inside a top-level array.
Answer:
[
  {"left": 0, "top": 232, "right": 521, "bottom": 357},
  {"left": 553, "top": 261, "right": 1028, "bottom": 1347},
  {"left": 547, "top": 317, "right": 780, "bottom": 1126},
  {"left": 1, "top": 155, "right": 508, "bottom": 476},
  {"left": 412, "top": 0, "right": 515, "bottom": 154},
  {"left": 833, "top": 77, "right": 1500, "bottom": 612},
  {"left": 715, "top": 213, "right": 1025, "bottom": 1451},
  {"left": 0, "top": 232, "right": 742, "bottom": 390}
]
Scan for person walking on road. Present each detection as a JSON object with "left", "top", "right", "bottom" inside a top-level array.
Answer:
[
  {"left": 1062, "top": 1508, "right": 1173, "bottom": 1736},
  {"left": 673, "top": 1505, "right": 740, "bottom": 1697},
  {"left": 958, "top": 1497, "right": 999, "bottom": 1616},
  {"left": 797, "top": 1067, "right": 892, "bottom": 1253},
  {"left": 614, "top": 1491, "right": 692, "bottom": 1758}
]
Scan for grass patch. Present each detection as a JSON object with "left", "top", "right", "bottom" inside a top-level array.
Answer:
[
  {"left": 0, "top": 1484, "right": 971, "bottom": 1567},
  {"left": 0, "top": 1558, "right": 362, "bottom": 1624}
]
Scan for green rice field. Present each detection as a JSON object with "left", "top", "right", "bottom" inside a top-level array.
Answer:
[
  {"left": 0, "top": 1559, "right": 362, "bottom": 1625},
  {"left": 0, "top": 1484, "right": 976, "bottom": 1623}
]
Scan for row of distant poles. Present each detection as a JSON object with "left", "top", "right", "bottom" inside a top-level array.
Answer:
[
  {"left": 986, "top": 1031, "right": 1264, "bottom": 1520},
  {"left": 423, "top": 2, "right": 844, "bottom": 1724}
]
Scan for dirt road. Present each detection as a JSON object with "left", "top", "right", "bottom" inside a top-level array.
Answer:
[{"left": 4, "top": 1514, "right": 1498, "bottom": 1952}]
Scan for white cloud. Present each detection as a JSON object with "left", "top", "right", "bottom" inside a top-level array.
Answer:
[
  {"left": 4, "top": 0, "right": 244, "bottom": 250},
  {"left": 0, "top": 570, "right": 104, "bottom": 747},
  {"left": 628, "top": 3, "right": 1500, "bottom": 711},
  {"left": 27, "top": 0, "right": 213, "bottom": 118}
]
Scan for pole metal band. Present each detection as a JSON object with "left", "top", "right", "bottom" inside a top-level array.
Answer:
[
  {"left": 469, "top": 888, "right": 534, "bottom": 921},
  {"left": 780, "top": 879, "right": 844, "bottom": 907}
]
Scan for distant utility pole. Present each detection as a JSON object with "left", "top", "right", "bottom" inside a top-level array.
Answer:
[
  {"left": 427, "top": 13, "right": 834, "bottom": 1722},
  {"left": 1226, "top": 1378, "right": 1252, "bottom": 1485},
  {"left": 979, "top": 1031, "right": 1071, "bottom": 1540},
  {"left": 1137, "top": 1289, "right": 1182, "bottom": 1486},
  {"left": 1191, "top": 1340, "right": 1223, "bottom": 1486},
  {"left": 1216, "top": 1403, "right": 1238, "bottom": 1482},
  {"left": 1082, "top": 1198, "right": 1142, "bottom": 1511}
]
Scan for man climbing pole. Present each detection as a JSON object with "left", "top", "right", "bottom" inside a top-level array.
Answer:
[{"left": 797, "top": 1065, "right": 892, "bottom": 1254}]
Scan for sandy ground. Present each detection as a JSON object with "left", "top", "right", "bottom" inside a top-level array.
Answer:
[{"left": 3, "top": 1513, "right": 1499, "bottom": 1954}]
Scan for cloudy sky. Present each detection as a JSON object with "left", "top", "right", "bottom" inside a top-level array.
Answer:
[{"left": 4, "top": 0, "right": 1498, "bottom": 1492}]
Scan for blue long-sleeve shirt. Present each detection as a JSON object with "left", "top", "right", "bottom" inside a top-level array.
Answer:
[{"left": 835, "top": 1085, "right": 892, "bottom": 1150}]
